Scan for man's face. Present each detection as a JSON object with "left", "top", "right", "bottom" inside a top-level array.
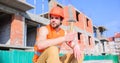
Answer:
[{"left": 50, "top": 15, "right": 61, "bottom": 29}]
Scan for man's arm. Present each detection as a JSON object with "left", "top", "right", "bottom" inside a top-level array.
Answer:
[
  {"left": 36, "top": 26, "right": 65, "bottom": 50},
  {"left": 66, "top": 33, "right": 82, "bottom": 60}
]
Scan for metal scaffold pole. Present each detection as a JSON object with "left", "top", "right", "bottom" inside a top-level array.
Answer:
[
  {"left": 42, "top": 0, "right": 44, "bottom": 17},
  {"left": 34, "top": 0, "right": 36, "bottom": 14}
]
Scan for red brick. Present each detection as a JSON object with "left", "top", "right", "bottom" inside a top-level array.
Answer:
[{"left": 10, "top": 14, "right": 24, "bottom": 46}]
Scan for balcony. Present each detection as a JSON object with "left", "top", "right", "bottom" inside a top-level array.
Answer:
[{"left": 0, "top": 0, "right": 34, "bottom": 11}]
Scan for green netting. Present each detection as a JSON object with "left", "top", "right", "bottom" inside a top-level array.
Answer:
[
  {"left": 84, "top": 54, "right": 119, "bottom": 63},
  {"left": 0, "top": 49, "right": 34, "bottom": 63},
  {"left": 0, "top": 49, "right": 119, "bottom": 63},
  {"left": 11, "top": 50, "right": 34, "bottom": 63},
  {"left": 0, "top": 50, "right": 10, "bottom": 63}
]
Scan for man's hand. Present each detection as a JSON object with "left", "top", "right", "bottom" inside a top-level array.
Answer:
[
  {"left": 66, "top": 32, "right": 78, "bottom": 48},
  {"left": 73, "top": 44, "right": 81, "bottom": 61}
]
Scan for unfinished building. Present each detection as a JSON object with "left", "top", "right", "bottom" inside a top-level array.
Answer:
[
  {"left": 0, "top": 0, "right": 95, "bottom": 55},
  {"left": 0, "top": 0, "right": 119, "bottom": 63},
  {"left": 93, "top": 25, "right": 109, "bottom": 55},
  {"left": 0, "top": 0, "right": 50, "bottom": 50}
]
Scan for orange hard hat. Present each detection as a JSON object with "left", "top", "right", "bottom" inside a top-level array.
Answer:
[{"left": 49, "top": 6, "right": 64, "bottom": 19}]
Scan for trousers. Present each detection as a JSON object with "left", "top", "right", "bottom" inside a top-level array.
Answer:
[{"left": 35, "top": 46, "right": 84, "bottom": 63}]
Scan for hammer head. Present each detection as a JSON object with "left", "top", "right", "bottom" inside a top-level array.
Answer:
[{"left": 68, "top": 5, "right": 76, "bottom": 22}]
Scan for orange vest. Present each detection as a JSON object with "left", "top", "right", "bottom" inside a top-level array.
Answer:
[{"left": 33, "top": 25, "right": 65, "bottom": 62}]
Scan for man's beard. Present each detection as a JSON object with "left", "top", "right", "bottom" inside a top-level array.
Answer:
[{"left": 50, "top": 23, "right": 61, "bottom": 29}]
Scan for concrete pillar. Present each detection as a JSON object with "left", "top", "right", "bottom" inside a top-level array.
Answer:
[
  {"left": 10, "top": 14, "right": 24, "bottom": 46},
  {"left": 96, "top": 28, "right": 101, "bottom": 39},
  {"left": 19, "top": 0, "right": 26, "bottom": 2}
]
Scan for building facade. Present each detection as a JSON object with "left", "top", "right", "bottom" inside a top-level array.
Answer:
[{"left": 0, "top": 0, "right": 95, "bottom": 55}]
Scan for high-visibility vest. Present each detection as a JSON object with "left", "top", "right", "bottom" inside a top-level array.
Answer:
[{"left": 33, "top": 25, "right": 65, "bottom": 62}]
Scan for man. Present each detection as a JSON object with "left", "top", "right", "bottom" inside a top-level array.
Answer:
[{"left": 33, "top": 6, "right": 82, "bottom": 63}]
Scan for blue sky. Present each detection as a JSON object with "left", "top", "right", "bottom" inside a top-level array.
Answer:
[{"left": 27, "top": 0, "right": 120, "bottom": 37}]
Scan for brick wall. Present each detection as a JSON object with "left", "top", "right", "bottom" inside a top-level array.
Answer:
[
  {"left": 75, "top": 13, "right": 85, "bottom": 30},
  {"left": 62, "top": 6, "right": 94, "bottom": 53},
  {"left": 10, "top": 14, "right": 24, "bottom": 46},
  {"left": 85, "top": 18, "right": 93, "bottom": 33}
]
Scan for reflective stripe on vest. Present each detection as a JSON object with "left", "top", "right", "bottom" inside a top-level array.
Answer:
[{"left": 35, "top": 51, "right": 41, "bottom": 56}]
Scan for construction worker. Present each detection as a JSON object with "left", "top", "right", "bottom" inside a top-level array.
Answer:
[{"left": 32, "top": 6, "right": 82, "bottom": 63}]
